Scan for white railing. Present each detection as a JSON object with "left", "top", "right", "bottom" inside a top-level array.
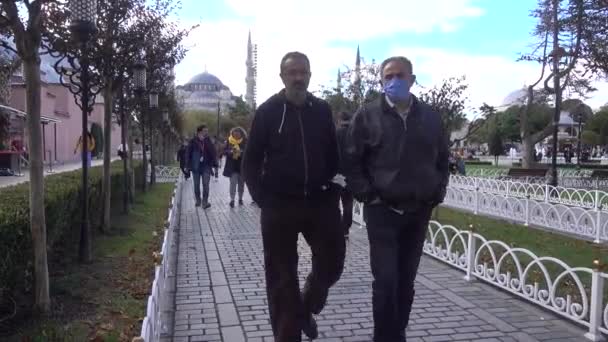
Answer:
[
  {"left": 466, "top": 168, "right": 594, "bottom": 179},
  {"left": 147, "top": 165, "right": 181, "bottom": 183},
  {"left": 138, "top": 174, "right": 182, "bottom": 342},
  {"left": 446, "top": 176, "right": 608, "bottom": 243},
  {"left": 352, "top": 212, "right": 607, "bottom": 341},
  {"left": 423, "top": 221, "right": 607, "bottom": 342}
]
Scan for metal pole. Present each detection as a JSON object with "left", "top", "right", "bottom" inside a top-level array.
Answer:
[
  {"left": 578, "top": 119, "right": 582, "bottom": 166},
  {"left": 79, "top": 39, "right": 91, "bottom": 262},
  {"left": 120, "top": 101, "right": 129, "bottom": 213},
  {"left": 149, "top": 109, "right": 155, "bottom": 185},
  {"left": 549, "top": 0, "right": 561, "bottom": 187},
  {"left": 54, "top": 122, "right": 57, "bottom": 163},
  {"left": 42, "top": 122, "right": 46, "bottom": 164}
]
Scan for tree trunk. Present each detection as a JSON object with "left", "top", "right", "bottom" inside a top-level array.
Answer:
[
  {"left": 521, "top": 136, "right": 536, "bottom": 168},
  {"left": 24, "top": 58, "right": 50, "bottom": 313},
  {"left": 101, "top": 81, "right": 113, "bottom": 232}
]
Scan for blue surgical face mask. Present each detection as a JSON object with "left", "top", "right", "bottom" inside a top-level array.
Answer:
[{"left": 383, "top": 78, "right": 411, "bottom": 103}]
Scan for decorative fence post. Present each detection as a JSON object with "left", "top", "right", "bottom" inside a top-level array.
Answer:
[
  {"left": 524, "top": 196, "right": 530, "bottom": 226},
  {"left": 545, "top": 184, "right": 550, "bottom": 203},
  {"left": 464, "top": 226, "right": 476, "bottom": 282},
  {"left": 474, "top": 177, "right": 479, "bottom": 215},
  {"left": 595, "top": 190, "right": 602, "bottom": 244},
  {"left": 585, "top": 260, "right": 606, "bottom": 341}
]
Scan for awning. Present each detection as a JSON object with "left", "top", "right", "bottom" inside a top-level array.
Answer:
[{"left": 0, "top": 104, "right": 61, "bottom": 123}]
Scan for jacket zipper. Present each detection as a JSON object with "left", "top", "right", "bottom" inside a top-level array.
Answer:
[{"left": 297, "top": 109, "right": 309, "bottom": 196}]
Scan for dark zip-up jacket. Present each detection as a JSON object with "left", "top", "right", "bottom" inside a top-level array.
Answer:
[
  {"left": 242, "top": 90, "right": 339, "bottom": 204},
  {"left": 185, "top": 136, "right": 218, "bottom": 172},
  {"left": 343, "top": 95, "right": 449, "bottom": 208}
]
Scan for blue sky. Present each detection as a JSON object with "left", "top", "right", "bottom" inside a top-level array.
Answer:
[{"left": 173, "top": 0, "right": 607, "bottom": 113}]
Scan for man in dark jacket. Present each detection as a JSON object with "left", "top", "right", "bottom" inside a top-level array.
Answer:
[
  {"left": 176, "top": 140, "right": 190, "bottom": 179},
  {"left": 343, "top": 56, "right": 449, "bottom": 342},
  {"left": 186, "top": 125, "right": 218, "bottom": 208},
  {"left": 242, "top": 51, "right": 345, "bottom": 342},
  {"left": 335, "top": 111, "right": 354, "bottom": 239}
]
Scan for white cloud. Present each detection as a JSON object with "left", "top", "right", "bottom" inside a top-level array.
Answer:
[{"left": 173, "top": 0, "right": 608, "bottom": 117}]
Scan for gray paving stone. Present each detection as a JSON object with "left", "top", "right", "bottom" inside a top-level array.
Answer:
[{"left": 167, "top": 178, "right": 588, "bottom": 341}]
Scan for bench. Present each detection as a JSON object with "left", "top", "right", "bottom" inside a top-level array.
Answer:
[
  {"left": 590, "top": 170, "right": 608, "bottom": 179},
  {"left": 506, "top": 167, "right": 549, "bottom": 179}
]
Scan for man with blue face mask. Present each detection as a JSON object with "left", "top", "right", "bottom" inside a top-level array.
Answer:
[{"left": 343, "top": 56, "right": 449, "bottom": 342}]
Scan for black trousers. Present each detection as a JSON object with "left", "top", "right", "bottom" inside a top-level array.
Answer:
[
  {"left": 364, "top": 204, "right": 433, "bottom": 342},
  {"left": 339, "top": 186, "right": 354, "bottom": 235},
  {"left": 260, "top": 190, "right": 346, "bottom": 342}
]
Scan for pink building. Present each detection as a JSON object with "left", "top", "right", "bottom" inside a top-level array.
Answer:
[{"left": 7, "top": 59, "right": 121, "bottom": 165}]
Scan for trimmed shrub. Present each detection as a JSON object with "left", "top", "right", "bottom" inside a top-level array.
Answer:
[{"left": 0, "top": 161, "right": 142, "bottom": 297}]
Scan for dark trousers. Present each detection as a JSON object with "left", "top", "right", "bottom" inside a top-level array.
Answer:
[
  {"left": 192, "top": 168, "right": 211, "bottom": 203},
  {"left": 260, "top": 190, "right": 346, "bottom": 342},
  {"left": 364, "top": 204, "right": 433, "bottom": 342},
  {"left": 339, "top": 186, "right": 353, "bottom": 235}
]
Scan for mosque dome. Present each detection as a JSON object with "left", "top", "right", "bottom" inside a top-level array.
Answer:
[
  {"left": 187, "top": 72, "right": 225, "bottom": 89},
  {"left": 501, "top": 89, "right": 528, "bottom": 108}
]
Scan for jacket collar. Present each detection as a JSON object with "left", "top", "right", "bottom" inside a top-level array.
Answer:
[
  {"left": 381, "top": 94, "right": 419, "bottom": 117},
  {"left": 278, "top": 89, "right": 314, "bottom": 108}
]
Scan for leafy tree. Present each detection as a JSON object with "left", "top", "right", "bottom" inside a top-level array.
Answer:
[
  {"left": 0, "top": 0, "right": 68, "bottom": 313},
  {"left": 419, "top": 76, "right": 468, "bottom": 138},
  {"left": 518, "top": 0, "right": 593, "bottom": 168},
  {"left": 488, "top": 125, "right": 504, "bottom": 166},
  {"left": 228, "top": 96, "right": 253, "bottom": 130}
]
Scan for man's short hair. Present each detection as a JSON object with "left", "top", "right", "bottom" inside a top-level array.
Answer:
[
  {"left": 280, "top": 51, "right": 310, "bottom": 73},
  {"left": 197, "top": 124, "right": 207, "bottom": 132},
  {"left": 380, "top": 56, "right": 413, "bottom": 77}
]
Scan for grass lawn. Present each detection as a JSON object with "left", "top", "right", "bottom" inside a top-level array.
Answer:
[
  {"left": 9, "top": 183, "right": 174, "bottom": 342},
  {"left": 433, "top": 206, "right": 608, "bottom": 269}
]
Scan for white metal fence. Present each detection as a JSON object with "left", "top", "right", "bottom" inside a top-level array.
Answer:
[
  {"left": 424, "top": 221, "right": 607, "bottom": 341},
  {"left": 147, "top": 165, "right": 182, "bottom": 183},
  {"left": 137, "top": 174, "right": 182, "bottom": 341},
  {"left": 446, "top": 175, "right": 608, "bottom": 243},
  {"left": 351, "top": 211, "right": 607, "bottom": 341}
]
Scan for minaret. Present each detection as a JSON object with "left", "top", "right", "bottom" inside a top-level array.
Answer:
[
  {"left": 245, "top": 30, "right": 257, "bottom": 111},
  {"left": 354, "top": 45, "right": 362, "bottom": 104}
]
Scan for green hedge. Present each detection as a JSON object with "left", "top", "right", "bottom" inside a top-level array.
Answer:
[{"left": 0, "top": 161, "right": 142, "bottom": 297}]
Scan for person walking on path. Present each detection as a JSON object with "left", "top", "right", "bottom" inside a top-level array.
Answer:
[
  {"left": 185, "top": 125, "right": 218, "bottom": 208},
  {"left": 242, "top": 51, "right": 345, "bottom": 342},
  {"left": 74, "top": 131, "right": 95, "bottom": 168},
  {"left": 176, "top": 140, "right": 190, "bottom": 180},
  {"left": 334, "top": 111, "right": 354, "bottom": 240},
  {"left": 343, "top": 56, "right": 449, "bottom": 342},
  {"left": 223, "top": 127, "right": 247, "bottom": 207}
]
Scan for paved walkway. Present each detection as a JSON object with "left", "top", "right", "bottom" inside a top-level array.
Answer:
[
  {"left": 0, "top": 157, "right": 120, "bottom": 188},
  {"left": 170, "top": 177, "right": 586, "bottom": 342}
]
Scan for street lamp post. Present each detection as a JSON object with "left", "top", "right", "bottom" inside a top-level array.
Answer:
[
  {"left": 149, "top": 90, "right": 158, "bottom": 184},
  {"left": 118, "top": 84, "right": 129, "bottom": 213},
  {"left": 577, "top": 116, "right": 583, "bottom": 166},
  {"left": 162, "top": 109, "right": 169, "bottom": 164},
  {"left": 133, "top": 60, "right": 147, "bottom": 191},
  {"left": 51, "top": 0, "right": 99, "bottom": 262}
]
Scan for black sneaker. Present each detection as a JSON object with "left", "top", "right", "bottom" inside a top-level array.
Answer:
[
  {"left": 238, "top": 199, "right": 244, "bottom": 205},
  {"left": 229, "top": 200, "right": 235, "bottom": 208},
  {"left": 195, "top": 199, "right": 201, "bottom": 207},
  {"left": 301, "top": 313, "right": 318, "bottom": 340},
  {"left": 203, "top": 202, "right": 211, "bottom": 209}
]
